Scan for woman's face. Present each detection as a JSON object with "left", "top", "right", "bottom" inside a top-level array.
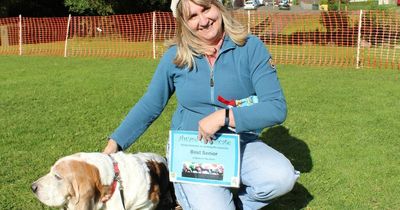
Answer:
[{"left": 184, "top": 1, "right": 223, "bottom": 45}]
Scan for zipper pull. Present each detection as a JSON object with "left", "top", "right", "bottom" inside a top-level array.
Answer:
[{"left": 210, "top": 77, "right": 214, "bottom": 87}]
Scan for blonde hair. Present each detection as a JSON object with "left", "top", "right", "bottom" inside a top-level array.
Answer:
[{"left": 168, "top": 0, "right": 248, "bottom": 70}]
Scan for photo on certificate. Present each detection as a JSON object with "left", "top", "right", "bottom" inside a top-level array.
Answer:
[
  {"left": 181, "top": 161, "right": 224, "bottom": 180},
  {"left": 168, "top": 130, "right": 240, "bottom": 188}
]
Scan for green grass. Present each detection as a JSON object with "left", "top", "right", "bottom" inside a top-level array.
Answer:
[
  {"left": 1, "top": 56, "right": 399, "bottom": 209},
  {"left": 345, "top": 1, "right": 399, "bottom": 11}
]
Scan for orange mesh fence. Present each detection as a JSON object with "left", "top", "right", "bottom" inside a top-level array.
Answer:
[
  {"left": 68, "top": 14, "right": 154, "bottom": 57},
  {"left": 238, "top": 10, "right": 362, "bottom": 67},
  {"left": 0, "top": 17, "right": 19, "bottom": 55},
  {"left": 0, "top": 10, "right": 399, "bottom": 70},
  {"left": 236, "top": 10, "right": 399, "bottom": 70},
  {"left": 22, "top": 17, "right": 68, "bottom": 56},
  {"left": 154, "top": 12, "right": 176, "bottom": 58},
  {"left": 359, "top": 10, "right": 400, "bottom": 70}
]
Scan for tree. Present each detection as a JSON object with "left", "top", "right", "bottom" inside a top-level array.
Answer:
[
  {"left": 64, "top": 0, "right": 170, "bottom": 16},
  {"left": 0, "top": 0, "right": 170, "bottom": 17},
  {"left": 64, "top": 0, "right": 113, "bottom": 15},
  {"left": 112, "top": 0, "right": 170, "bottom": 14},
  {"left": 1, "top": 0, "right": 68, "bottom": 17}
]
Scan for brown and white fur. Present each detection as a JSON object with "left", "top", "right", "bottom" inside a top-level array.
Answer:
[{"left": 32, "top": 152, "right": 175, "bottom": 210}]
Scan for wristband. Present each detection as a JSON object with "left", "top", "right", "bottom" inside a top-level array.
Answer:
[{"left": 224, "top": 109, "right": 230, "bottom": 127}]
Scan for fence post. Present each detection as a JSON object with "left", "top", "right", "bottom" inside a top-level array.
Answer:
[
  {"left": 152, "top": 12, "right": 156, "bottom": 59},
  {"left": 356, "top": 10, "right": 363, "bottom": 69},
  {"left": 247, "top": 10, "right": 250, "bottom": 34},
  {"left": 19, "top": 14, "right": 22, "bottom": 56},
  {"left": 64, "top": 14, "right": 71, "bottom": 57}
]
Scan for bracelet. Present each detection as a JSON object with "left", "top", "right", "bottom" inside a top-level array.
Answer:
[{"left": 224, "top": 109, "right": 230, "bottom": 127}]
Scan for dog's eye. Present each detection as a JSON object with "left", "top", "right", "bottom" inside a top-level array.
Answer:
[{"left": 54, "top": 173, "right": 62, "bottom": 180}]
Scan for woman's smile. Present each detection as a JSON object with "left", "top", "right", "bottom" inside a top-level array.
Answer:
[{"left": 185, "top": 1, "right": 223, "bottom": 45}]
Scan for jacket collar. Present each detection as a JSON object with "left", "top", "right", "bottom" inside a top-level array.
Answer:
[
  {"left": 193, "top": 35, "right": 237, "bottom": 59},
  {"left": 219, "top": 35, "right": 237, "bottom": 54}
]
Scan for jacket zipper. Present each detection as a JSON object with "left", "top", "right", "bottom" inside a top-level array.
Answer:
[
  {"left": 210, "top": 69, "right": 214, "bottom": 87},
  {"left": 208, "top": 62, "right": 217, "bottom": 111},
  {"left": 207, "top": 47, "right": 223, "bottom": 112}
]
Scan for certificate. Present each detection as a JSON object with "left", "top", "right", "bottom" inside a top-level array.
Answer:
[{"left": 168, "top": 130, "right": 240, "bottom": 188}]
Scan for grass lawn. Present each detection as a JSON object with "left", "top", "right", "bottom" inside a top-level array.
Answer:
[{"left": 0, "top": 56, "right": 399, "bottom": 209}]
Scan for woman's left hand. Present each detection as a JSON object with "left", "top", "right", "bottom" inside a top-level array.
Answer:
[{"left": 198, "top": 109, "right": 225, "bottom": 144}]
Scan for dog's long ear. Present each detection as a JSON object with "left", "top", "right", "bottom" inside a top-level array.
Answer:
[
  {"left": 72, "top": 160, "right": 104, "bottom": 210},
  {"left": 54, "top": 160, "right": 81, "bottom": 205},
  {"left": 70, "top": 177, "right": 80, "bottom": 205},
  {"left": 58, "top": 160, "right": 103, "bottom": 209},
  {"left": 93, "top": 167, "right": 110, "bottom": 203}
]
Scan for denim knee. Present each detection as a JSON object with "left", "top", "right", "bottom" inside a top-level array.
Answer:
[
  {"left": 174, "top": 183, "right": 236, "bottom": 210},
  {"left": 247, "top": 169, "right": 299, "bottom": 201}
]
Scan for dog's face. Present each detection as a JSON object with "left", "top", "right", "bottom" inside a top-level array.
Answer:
[
  {"left": 32, "top": 162, "right": 73, "bottom": 207},
  {"left": 32, "top": 158, "right": 106, "bottom": 209}
]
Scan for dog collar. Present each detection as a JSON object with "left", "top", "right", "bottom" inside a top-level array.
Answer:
[{"left": 105, "top": 154, "right": 126, "bottom": 209}]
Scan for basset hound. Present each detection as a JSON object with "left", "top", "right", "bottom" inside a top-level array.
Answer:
[{"left": 32, "top": 152, "right": 176, "bottom": 210}]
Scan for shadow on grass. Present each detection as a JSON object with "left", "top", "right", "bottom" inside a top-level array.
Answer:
[{"left": 260, "top": 125, "right": 314, "bottom": 209}]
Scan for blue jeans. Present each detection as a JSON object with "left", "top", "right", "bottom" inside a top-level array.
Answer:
[{"left": 172, "top": 139, "right": 300, "bottom": 210}]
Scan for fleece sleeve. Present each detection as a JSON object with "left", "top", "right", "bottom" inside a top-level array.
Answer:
[
  {"left": 232, "top": 37, "right": 287, "bottom": 133},
  {"left": 109, "top": 50, "right": 176, "bottom": 150}
]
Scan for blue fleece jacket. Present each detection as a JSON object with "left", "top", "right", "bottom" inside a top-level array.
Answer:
[{"left": 110, "top": 35, "right": 287, "bottom": 150}]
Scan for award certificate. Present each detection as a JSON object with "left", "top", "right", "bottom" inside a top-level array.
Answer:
[{"left": 168, "top": 130, "right": 240, "bottom": 188}]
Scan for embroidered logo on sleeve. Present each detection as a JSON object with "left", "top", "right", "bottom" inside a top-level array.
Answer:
[{"left": 268, "top": 57, "right": 276, "bottom": 69}]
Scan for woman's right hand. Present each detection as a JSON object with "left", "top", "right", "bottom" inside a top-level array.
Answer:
[{"left": 103, "top": 138, "right": 119, "bottom": 154}]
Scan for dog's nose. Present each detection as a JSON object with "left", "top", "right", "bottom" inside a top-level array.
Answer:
[{"left": 31, "top": 183, "right": 38, "bottom": 193}]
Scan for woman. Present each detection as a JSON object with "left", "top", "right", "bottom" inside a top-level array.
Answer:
[{"left": 104, "top": 0, "right": 299, "bottom": 209}]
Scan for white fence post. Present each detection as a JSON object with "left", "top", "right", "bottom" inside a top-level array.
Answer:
[
  {"left": 356, "top": 10, "right": 363, "bottom": 69},
  {"left": 19, "top": 14, "right": 22, "bottom": 56},
  {"left": 247, "top": 10, "right": 251, "bottom": 34},
  {"left": 64, "top": 14, "right": 71, "bottom": 57},
  {"left": 152, "top": 12, "right": 156, "bottom": 59}
]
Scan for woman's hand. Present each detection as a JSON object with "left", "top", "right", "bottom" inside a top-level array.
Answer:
[
  {"left": 198, "top": 109, "right": 226, "bottom": 144},
  {"left": 103, "top": 139, "right": 119, "bottom": 154}
]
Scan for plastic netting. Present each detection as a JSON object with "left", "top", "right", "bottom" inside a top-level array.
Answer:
[{"left": 0, "top": 10, "right": 399, "bottom": 69}]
